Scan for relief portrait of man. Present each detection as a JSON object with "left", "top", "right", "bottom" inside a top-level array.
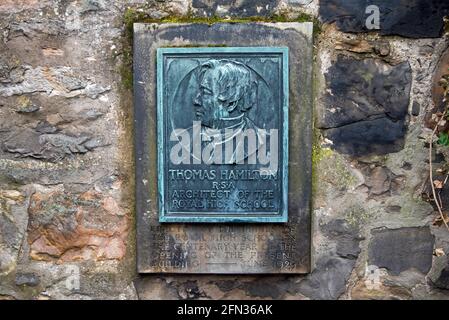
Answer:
[{"left": 170, "top": 59, "right": 275, "bottom": 166}]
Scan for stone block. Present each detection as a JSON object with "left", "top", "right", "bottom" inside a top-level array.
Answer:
[
  {"left": 319, "top": 0, "right": 449, "bottom": 38},
  {"left": 368, "top": 227, "right": 434, "bottom": 276}
]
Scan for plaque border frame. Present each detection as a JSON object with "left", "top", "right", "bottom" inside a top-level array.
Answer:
[{"left": 157, "top": 47, "right": 289, "bottom": 223}]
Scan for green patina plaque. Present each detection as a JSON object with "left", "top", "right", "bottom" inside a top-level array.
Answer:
[{"left": 157, "top": 47, "right": 289, "bottom": 223}]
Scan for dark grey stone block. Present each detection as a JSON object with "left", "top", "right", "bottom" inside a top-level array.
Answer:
[
  {"left": 322, "top": 219, "right": 363, "bottom": 259},
  {"left": 320, "top": 55, "right": 411, "bottom": 157},
  {"left": 368, "top": 227, "right": 435, "bottom": 276},
  {"left": 432, "top": 265, "right": 449, "bottom": 290},
  {"left": 242, "top": 278, "right": 292, "bottom": 299},
  {"left": 319, "top": 56, "right": 411, "bottom": 129}
]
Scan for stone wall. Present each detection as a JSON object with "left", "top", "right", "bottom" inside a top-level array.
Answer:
[{"left": 1, "top": 0, "right": 449, "bottom": 300}]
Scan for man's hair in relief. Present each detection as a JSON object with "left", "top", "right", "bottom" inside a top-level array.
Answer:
[{"left": 199, "top": 59, "right": 258, "bottom": 113}]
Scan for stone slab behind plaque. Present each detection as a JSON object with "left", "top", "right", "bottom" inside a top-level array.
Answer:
[{"left": 134, "top": 22, "right": 313, "bottom": 274}]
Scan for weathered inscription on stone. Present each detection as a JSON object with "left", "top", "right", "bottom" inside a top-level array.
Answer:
[
  {"left": 157, "top": 48, "right": 289, "bottom": 222},
  {"left": 147, "top": 225, "right": 300, "bottom": 270},
  {"left": 135, "top": 23, "right": 313, "bottom": 273}
]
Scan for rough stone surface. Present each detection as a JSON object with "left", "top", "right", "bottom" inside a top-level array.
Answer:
[
  {"left": 27, "top": 189, "right": 128, "bottom": 262},
  {"left": 411, "top": 101, "right": 420, "bottom": 117},
  {"left": 192, "top": 0, "right": 279, "bottom": 17},
  {"left": 0, "top": 189, "right": 27, "bottom": 276},
  {"left": 358, "top": 165, "right": 403, "bottom": 197},
  {"left": 432, "top": 265, "right": 449, "bottom": 290},
  {"left": 319, "top": 55, "right": 411, "bottom": 157},
  {"left": 430, "top": 46, "right": 449, "bottom": 117},
  {"left": 324, "top": 117, "right": 408, "bottom": 157},
  {"left": 0, "top": 66, "right": 110, "bottom": 98},
  {"left": 368, "top": 227, "right": 435, "bottom": 276},
  {"left": 319, "top": 0, "right": 449, "bottom": 38},
  {"left": 318, "top": 56, "right": 411, "bottom": 127},
  {"left": 350, "top": 270, "right": 425, "bottom": 300},
  {"left": 322, "top": 219, "right": 363, "bottom": 259},
  {"left": 298, "top": 257, "right": 355, "bottom": 300},
  {"left": 428, "top": 256, "right": 449, "bottom": 290},
  {"left": 335, "top": 38, "right": 390, "bottom": 56},
  {"left": 288, "top": 0, "right": 313, "bottom": 5},
  {"left": 15, "top": 272, "right": 40, "bottom": 287}
]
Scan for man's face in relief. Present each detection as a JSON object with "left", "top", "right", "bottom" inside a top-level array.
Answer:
[{"left": 193, "top": 68, "right": 225, "bottom": 128}]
